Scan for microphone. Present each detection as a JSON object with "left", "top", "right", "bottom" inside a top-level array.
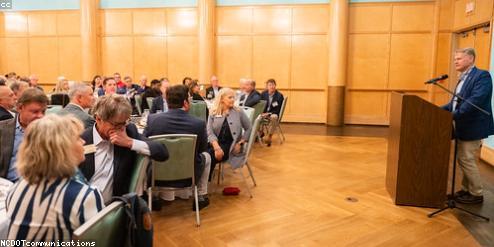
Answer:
[{"left": 425, "top": 74, "right": 448, "bottom": 84}]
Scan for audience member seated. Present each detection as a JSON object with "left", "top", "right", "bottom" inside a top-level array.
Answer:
[
  {"left": 91, "top": 75, "right": 103, "bottom": 97},
  {"left": 28, "top": 74, "right": 44, "bottom": 92},
  {"left": 53, "top": 76, "right": 70, "bottom": 94},
  {"left": 6, "top": 115, "right": 104, "bottom": 241},
  {"left": 0, "top": 89, "right": 49, "bottom": 181},
  {"left": 114, "top": 72, "right": 125, "bottom": 91},
  {"left": 260, "top": 79, "right": 284, "bottom": 146},
  {"left": 150, "top": 78, "right": 170, "bottom": 114},
  {"left": 238, "top": 78, "right": 261, "bottom": 107},
  {"left": 78, "top": 94, "right": 169, "bottom": 204},
  {"left": 0, "top": 85, "right": 17, "bottom": 120},
  {"left": 59, "top": 83, "right": 95, "bottom": 129},
  {"left": 141, "top": 79, "right": 161, "bottom": 111},
  {"left": 9, "top": 80, "right": 29, "bottom": 98},
  {"left": 206, "top": 88, "right": 252, "bottom": 180},
  {"left": 205, "top": 75, "right": 222, "bottom": 100},
  {"left": 117, "top": 76, "right": 139, "bottom": 95},
  {"left": 102, "top": 77, "right": 117, "bottom": 96},
  {"left": 137, "top": 75, "right": 149, "bottom": 94},
  {"left": 189, "top": 80, "right": 204, "bottom": 101},
  {"left": 144, "top": 85, "right": 211, "bottom": 211},
  {"left": 182, "top": 77, "right": 192, "bottom": 87}
]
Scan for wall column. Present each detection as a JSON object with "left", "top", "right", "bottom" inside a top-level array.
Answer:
[
  {"left": 198, "top": 0, "right": 215, "bottom": 86},
  {"left": 80, "top": 0, "right": 99, "bottom": 81},
  {"left": 327, "top": 0, "right": 349, "bottom": 126}
]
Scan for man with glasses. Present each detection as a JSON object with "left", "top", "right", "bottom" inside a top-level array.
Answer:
[{"left": 78, "top": 94, "right": 168, "bottom": 204}]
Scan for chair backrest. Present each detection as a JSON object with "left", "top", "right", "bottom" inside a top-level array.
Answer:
[
  {"left": 146, "top": 97, "right": 155, "bottom": 110},
  {"left": 278, "top": 96, "right": 288, "bottom": 123},
  {"left": 73, "top": 201, "right": 126, "bottom": 247},
  {"left": 252, "top": 100, "right": 267, "bottom": 124},
  {"left": 50, "top": 93, "right": 70, "bottom": 107},
  {"left": 46, "top": 105, "right": 63, "bottom": 115},
  {"left": 189, "top": 101, "right": 207, "bottom": 122},
  {"left": 128, "top": 154, "right": 149, "bottom": 193},
  {"left": 242, "top": 107, "right": 255, "bottom": 122},
  {"left": 134, "top": 94, "right": 143, "bottom": 116},
  {"left": 149, "top": 134, "right": 197, "bottom": 182},
  {"left": 245, "top": 115, "right": 262, "bottom": 158}
]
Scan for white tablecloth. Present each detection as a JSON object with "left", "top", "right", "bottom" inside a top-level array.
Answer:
[{"left": 0, "top": 178, "right": 13, "bottom": 239}]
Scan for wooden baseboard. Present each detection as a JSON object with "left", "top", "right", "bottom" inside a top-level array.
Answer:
[{"left": 480, "top": 145, "right": 494, "bottom": 166}]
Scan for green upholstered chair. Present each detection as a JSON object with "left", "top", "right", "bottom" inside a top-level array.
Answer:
[
  {"left": 134, "top": 94, "right": 143, "bottom": 116},
  {"left": 45, "top": 105, "right": 63, "bottom": 115},
  {"left": 189, "top": 100, "right": 207, "bottom": 122},
  {"left": 241, "top": 106, "right": 255, "bottom": 122},
  {"left": 147, "top": 134, "right": 200, "bottom": 226},
  {"left": 146, "top": 97, "right": 155, "bottom": 111},
  {"left": 73, "top": 201, "right": 126, "bottom": 247},
  {"left": 128, "top": 154, "right": 149, "bottom": 194},
  {"left": 252, "top": 100, "right": 267, "bottom": 125}
]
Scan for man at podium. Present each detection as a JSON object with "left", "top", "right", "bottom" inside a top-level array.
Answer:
[{"left": 442, "top": 47, "right": 494, "bottom": 204}]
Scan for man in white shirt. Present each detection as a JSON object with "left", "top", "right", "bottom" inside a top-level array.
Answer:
[{"left": 78, "top": 94, "right": 168, "bottom": 203}]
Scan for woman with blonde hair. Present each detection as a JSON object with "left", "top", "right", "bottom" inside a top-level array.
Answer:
[
  {"left": 207, "top": 88, "right": 252, "bottom": 180},
  {"left": 53, "top": 76, "right": 70, "bottom": 93},
  {"left": 6, "top": 114, "right": 104, "bottom": 241}
]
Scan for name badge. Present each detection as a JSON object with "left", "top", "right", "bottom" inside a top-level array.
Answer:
[
  {"left": 272, "top": 102, "right": 279, "bottom": 107},
  {"left": 83, "top": 144, "right": 96, "bottom": 154}
]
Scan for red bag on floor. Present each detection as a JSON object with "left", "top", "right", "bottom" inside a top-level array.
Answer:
[{"left": 223, "top": 187, "right": 241, "bottom": 196}]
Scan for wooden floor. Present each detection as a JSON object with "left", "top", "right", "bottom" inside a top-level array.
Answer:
[{"left": 152, "top": 127, "right": 480, "bottom": 246}]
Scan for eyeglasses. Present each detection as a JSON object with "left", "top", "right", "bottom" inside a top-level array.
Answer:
[{"left": 106, "top": 118, "right": 130, "bottom": 129}]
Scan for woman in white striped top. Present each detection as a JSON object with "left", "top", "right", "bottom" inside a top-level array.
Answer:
[{"left": 6, "top": 114, "right": 104, "bottom": 241}]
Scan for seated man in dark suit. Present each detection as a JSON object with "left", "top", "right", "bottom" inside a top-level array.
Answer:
[
  {"left": 150, "top": 78, "right": 169, "bottom": 113},
  {"left": 0, "top": 89, "right": 48, "bottom": 181},
  {"left": 59, "top": 83, "right": 95, "bottom": 129},
  {"left": 0, "top": 85, "right": 17, "bottom": 121},
  {"left": 239, "top": 78, "right": 261, "bottom": 107},
  {"left": 78, "top": 94, "right": 169, "bottom": 204},
  {"left": 205, "top": 75, "right": 222, "bottom": 100},
  {"left": 144, "top": 85, "right": 211, "bottom": 211},
  {"left": 260, "top": 79, "right": 284, "bottom": 146}
]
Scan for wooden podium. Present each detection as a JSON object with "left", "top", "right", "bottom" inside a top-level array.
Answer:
[{"left": 386, "top": 92, "right": 452, "bottom": 208}]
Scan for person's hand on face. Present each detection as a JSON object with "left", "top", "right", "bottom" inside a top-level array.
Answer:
[{"left": 109, "top": 127, "right": 133, "bottom": 148}]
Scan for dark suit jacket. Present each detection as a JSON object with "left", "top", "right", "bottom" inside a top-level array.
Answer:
[
  {"left": 79, "top": 124, "right": 169, "bottom": 197},
  {"left": 240, "top": 90, "right": 261, "bottom": 107},
  {"left": 144, "top": 109, "right": 208, "bottom": 186},
  {"left": 205, "top": 86, "right": 222, "bottom": 100},
  {"left": 0, "top": 106, "right": 13, "bottom": 121},
  {"left": 59, "top": 103, "right": 95, "bottom": 129},
  {"left": 141, "top": 88, "right": 161, "bottom": 110},
  {"left": 260, "top": 90, "right": 284, "bottom": 116},
  {"left": 442, "top": 67, "right": 494, "bottom": 140},
  {"left": 0, "top": 117, "right": 16, "bottom": 178},
  {"left": 150, "top": 96, "right": 165, "bottom": 114}
]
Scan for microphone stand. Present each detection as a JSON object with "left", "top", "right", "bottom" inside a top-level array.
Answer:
[{"left": 427, "top": 80, "right": 490, "bottom": 221}]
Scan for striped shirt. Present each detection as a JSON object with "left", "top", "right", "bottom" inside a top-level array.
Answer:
[{"left": 6, "top": 177, "right": 104, "bottom": 240}]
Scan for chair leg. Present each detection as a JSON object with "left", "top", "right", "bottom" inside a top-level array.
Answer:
[
  {"left": 194, "top": 186, "right": 201, "bottom": 227},
  {"left": 217, "top": 163, "right": 222, "bottom": 185},
  {"left": 245, "top": 162, "right": 257, "bottom": 186},
  {"left": 147, "top": 188, "right": 152, "bottom": 211},
  {"left": 238, "top": 167, "right": 253, "bottom": 198},
  {"left": 277, "top": 125, "right": 285, "bottom": 144}
]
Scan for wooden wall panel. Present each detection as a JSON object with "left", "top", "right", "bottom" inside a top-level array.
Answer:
[
  {"left": 29, "top": 37, "right": 59, "bottom": 84},
  {"left": 166, "top": 8, "right": 197, "bottom": 35},
  {"left": 133, "top": 10, "right": 166, "bottom": 35},
  {"left": 216, "top": 7, "right": 252, "bottom": 34},
  {"left": 470, "top": 0, "right": 493, "bottom": 25},
  {"left": 473, "top": 28, "right": 491, "bottom": 70},
  {"left": 392, "top": 4, "right": 434, "bottom": 32},
  {"left": 28, "top": 13, "right": 57, "bottom": 36},
  {"left": 252, "top": 35, "right": 291, "bottom": 88},
  {"left": 453, "top": 0, "right": 469, "bottom": 30},
  {"left": 57, "top": 12, "right": 80, "bottom": 36},
  {"left": 439, "top": 0, "right": 454, "bottom": 31},
  {"left": 389, "top": 34, "right": 432, "bottom": 90},
  {"left": 349, "top": 5, "right": 391, "bottom": 33},
  {"left": 348, "top": 34, "right": 389, "bottom": 89},
  {"left": 101, "top": 36, "right": 134, "bottom": 76},
  {"left": 134, "top": 36, "right": 167, "bottom": 80},
  {"left": 4, "top": 38, "right": 29, "bottom": 76},
  {"left": 285, "top": 91, "right": 326, "bottom": 122},
  {"left": 58, "top": 37, "right": 82, "bottom": 80},
  {"left": 291, "top": 35, "right": 327, "bottom": 89},
  {"left": 215, "top": 36, "right": 252, "bottom": 88},
  {"left": 345, "top": 91, "right": 389, "bottom": 124},
  {"left": 433, "top": 33, "right": 452, "bottom": 106},
  {"left": 100, "top": 10, "right": 133, "bottom": 36},
  {"left": 4, "top": 13, "right": 28, "bottom": 37},
  {"left": 167, "top": 36, "right": 198, "bottom": 84},
  {"left": 253, "top": 7, "right": 291, "bottom": 34},
  {"left": 292, "top": 6, "right": 329, "bottom": 33}
]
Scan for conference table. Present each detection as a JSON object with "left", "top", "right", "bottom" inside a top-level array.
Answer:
[{"left": 0, "top": 178, "right": 13, "bottom": 238}]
